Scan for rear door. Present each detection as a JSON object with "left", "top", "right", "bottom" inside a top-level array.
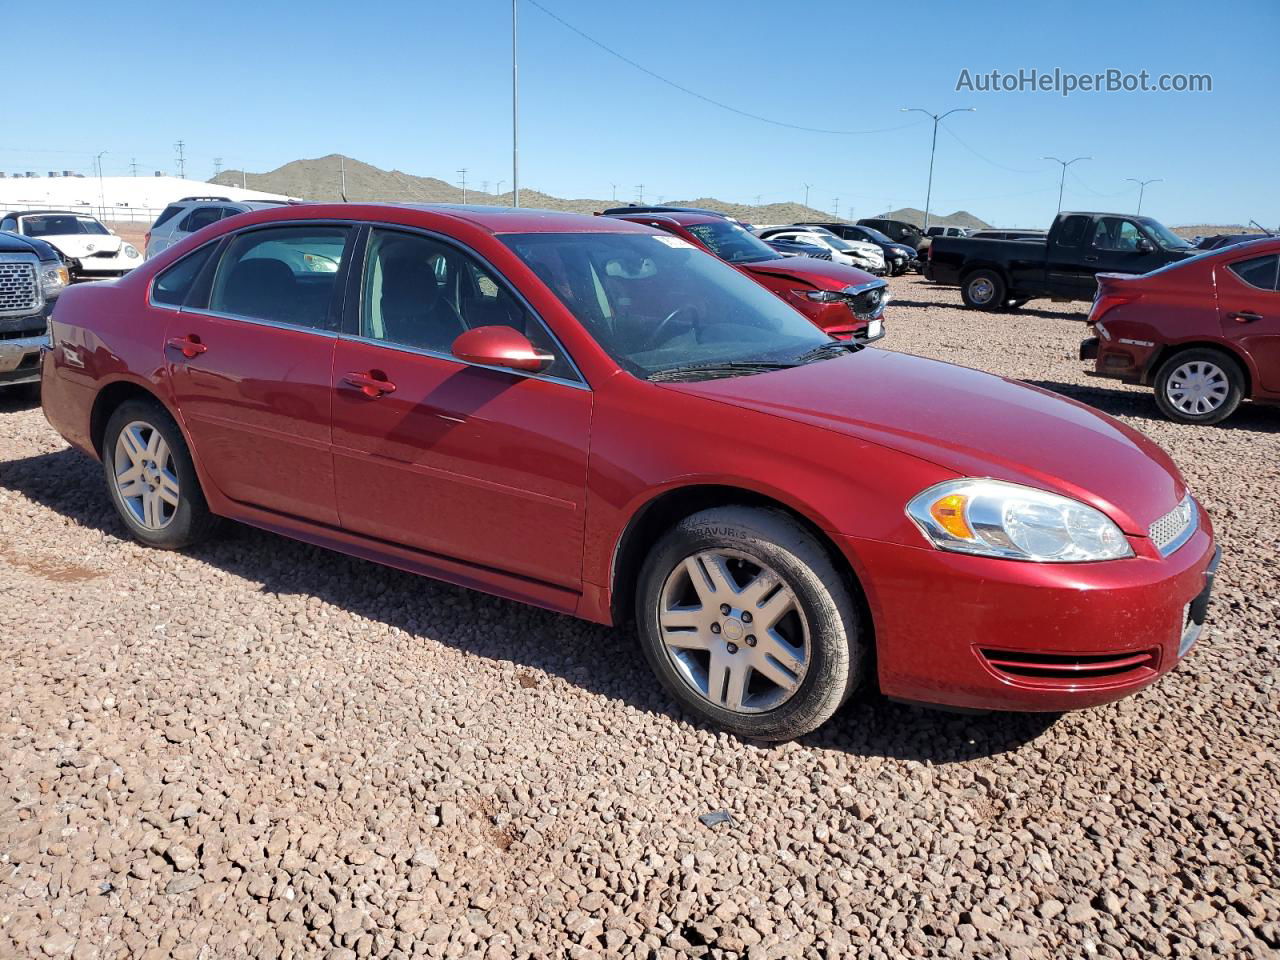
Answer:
[
  {"left": 329, "top": 225, "right": 591, "bottom": 590},
  {"left": 164, "top": 223, "right": 354, "bottom": 524},
  {"left": 1218, "top": 251, "right": 1280, "bottom": 392},
  {"left": 1045, "top": 214, "right": 1093, "bottom": 297}
]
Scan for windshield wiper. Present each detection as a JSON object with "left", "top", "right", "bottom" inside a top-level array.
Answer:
[
  {"left": 792, "top": 340, "right": 864, "bottom": 364},
  {"left": 648, "top": 359, "right": 799, "bottom": 382}
]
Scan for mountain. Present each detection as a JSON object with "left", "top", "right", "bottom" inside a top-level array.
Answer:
[
  {"left": 211, "top": 154, "right": 971, "bottom": 227},
  {"left": 869, "top": 207, "right": 992, "bottom": 230}
]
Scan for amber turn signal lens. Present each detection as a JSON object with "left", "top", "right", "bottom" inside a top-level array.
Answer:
[{"left": 930, "top": 493, "right": 973, "bottom": 540}]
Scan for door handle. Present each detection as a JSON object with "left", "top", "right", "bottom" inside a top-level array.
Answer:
[
  {"left": 1083, "top": 255, "right": 1099, "bottom": 263},
  {"left": 1231, "top": 311, "right": 1263, "bottom": 324},
  {"left": 166, "top": 335, "right": 207, "bottom": 359},
  {"left": 343, "top": 370, "right": 397, "bottom": 398}
]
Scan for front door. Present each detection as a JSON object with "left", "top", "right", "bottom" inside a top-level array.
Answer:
[
  {"left": 1218, "top": 251, "right": 1280, "bottom": 393},
  {"left": 164, "top": 223, "right": 354, "bottom": 524},
  {"left": 330, "top": 226, "right": 591, "bottom": 589},
  {"left": 1083, "top": 217, "right": 1168, "bottom": 291}
]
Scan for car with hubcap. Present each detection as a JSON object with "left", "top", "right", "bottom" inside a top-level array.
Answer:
[
  {"left": 1081, "top": 237, "right": 1280, "bottom": 424},
  {"left": 42, "top": 203, "right": 1218, "bottom": 740}
]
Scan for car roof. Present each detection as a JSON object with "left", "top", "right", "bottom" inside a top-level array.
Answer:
[
  {"left": 5, "top": 209, "right": 99, "bottom": 218},
  {"left": 220, "top": 202, "right": 655, "bottom": 236},
  {"left": 607, "top": 211, "right": 727, "bottom": 228}
]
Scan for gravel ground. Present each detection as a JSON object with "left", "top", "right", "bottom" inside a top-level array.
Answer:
[{"left": 1, "top": 276, "right": 1277, "bottom": 959}]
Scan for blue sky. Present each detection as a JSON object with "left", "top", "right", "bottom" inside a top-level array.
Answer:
[{"left": 8, "top": 0, "right": 1277, "bottom": 227}]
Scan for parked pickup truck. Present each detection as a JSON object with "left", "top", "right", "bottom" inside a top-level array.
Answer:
[
  {"left": 0, "top": 232, "right": 68, "bottom": 391},
  {"left": 925, "top": 211, "right": 1198, "bottom": 310}
]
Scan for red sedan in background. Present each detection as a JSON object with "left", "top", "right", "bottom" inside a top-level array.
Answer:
[
  {"left": 1083, "top": 237, "right": 1280, "bottom": 424},
  {"left": 605, "top": 210, "right": 887, "bottom": 342},
  {"left": 42, "top": 203, "right": 1216, "bottom": 740}
]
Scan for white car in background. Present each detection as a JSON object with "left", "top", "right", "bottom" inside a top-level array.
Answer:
[
  {"left": 0, "top": 210, "right": 142, "bottom": 281},
  {"left": 755, "top": 226, "right": 887, "bottom": 275}
]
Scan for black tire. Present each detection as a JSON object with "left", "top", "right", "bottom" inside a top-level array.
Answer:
[
  {"left": 636, "top": 506, "right": 863, "bottom": 741},
  {"left": 960, "top": 269, "right": 1007, "bottom": 310},
  {"left": 1005, "top": 298, "right": 1029, "bottom": 310},
  {"left": 102, "top": 398, "right": 221, "bottom": 548},
  {"left": 1152, "top": 348, "right": 1246, "bottom": 425}
]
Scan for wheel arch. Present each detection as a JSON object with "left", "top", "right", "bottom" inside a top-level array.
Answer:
[
  {"left": 958, "top": 261, "right": 1009, "bottom": 285},
  {"left": 89, "top": 378, "right": 183, "bottom": 459},
  {"left": 607, "top": 483, "right": 872, "bottom": 635},
  {"left": 1145, "top": 340, "right": 1254, "bottom": 395}
]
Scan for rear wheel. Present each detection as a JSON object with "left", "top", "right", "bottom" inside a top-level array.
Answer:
[
  {"left": 1153, "top": 348, "right": 1245, "bottom": 425},
  {"left": 636, "top": 506, "right": 863, "bottom": 740},
  {"left": 103, "top": 398, "right": 220, "bottom": 548},
  {"left": 961, "top": 269, "right": 1007, "bottom": 310}
]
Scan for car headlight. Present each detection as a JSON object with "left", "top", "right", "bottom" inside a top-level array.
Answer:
[
  {"left": 906, "top": 479, "right": 1133, "bottom": 562},
  {"left": 796, "top": 289, "right": 844, "bottom": 302},
  {"left": 40, "top": 261, "right": 70, "bottom": 298},
  {"left": 123, "top": 244, "right": 141, "bottom": 259}
]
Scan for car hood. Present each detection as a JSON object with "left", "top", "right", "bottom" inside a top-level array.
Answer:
[
  {"left": 743, "top": 256, "right": 878, "bottom": 289},
  {"left": 40, "top": 234, "right": 123, "bottom": 258},
  {"left": 669, "top": 350, "right": 1185, "bottom": 534}
]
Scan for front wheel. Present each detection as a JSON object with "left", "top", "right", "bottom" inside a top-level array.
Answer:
[
  {"left": 103, "top": 398, "right": 221, "bottom": 548},
  {"left": 1153, "top": 348, "right": 1245, "bottom": 425},
  {"left": 961, "top": 269, "right": 1007, "bottom": 310},
  {"left": 636, "top": 506, "right": 864, "bottom": 740}
]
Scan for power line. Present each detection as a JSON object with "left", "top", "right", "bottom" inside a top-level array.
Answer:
[
  {"left": 525, "top": 0, "right": 924, "bottom": 137},
  {"left": 938, "top": 124, "right": 1039, "bottom": 174}
]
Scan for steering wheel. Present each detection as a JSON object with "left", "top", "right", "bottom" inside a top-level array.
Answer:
[{"left": 649, "top": 305, "right": 698, "bottom": 347}]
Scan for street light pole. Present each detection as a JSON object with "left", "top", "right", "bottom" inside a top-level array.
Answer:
[
  {"left": 901, "top": 107, "right": 974, "bottom": 231},
  {"left": 95, "top": 151, "right": 108, "bottom": 222},
  {"left": 511, "top": 0, "right": 520, "bottom": 207},
  {"left": 1125, "top": 177, "right": 1163, "bottom": 215},
  {"left": 803, "top": 183, "right": 812, "bottom": 208},
  {"left": 1044, "top": 156, "right": 1091, "bottom": 214}
]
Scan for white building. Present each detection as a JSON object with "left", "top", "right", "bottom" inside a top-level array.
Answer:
[{"left": 0, "top": 175, "right": 295, "bottom": 224}]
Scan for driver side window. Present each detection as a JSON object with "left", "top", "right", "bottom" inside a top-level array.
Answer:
[
  {"left": 360, "top": 228, "right": 579, "bottom": 381},
  {"left": 1092, "top": 218, "right": 1144, "bottom": 252}
]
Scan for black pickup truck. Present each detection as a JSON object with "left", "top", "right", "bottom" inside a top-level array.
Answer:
[
  {"left": 0, "top": 232, "right": 68, "bottom": 390},
  {"left": 924, "top": 211, "right": 1198, "bottom": 310}
]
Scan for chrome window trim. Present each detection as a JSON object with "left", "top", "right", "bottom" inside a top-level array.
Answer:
[
  {"left": 359, "top": 221, "right": 590, "bottom": 388},
  {"left": 174, "top": 306, "right": 340, "bottom": 339},
  {"left": 339, "top": 332, "right": 590, "bottom": 392},
  {"left": 146, "top": 239, "right": 222, "bottom": 313}
]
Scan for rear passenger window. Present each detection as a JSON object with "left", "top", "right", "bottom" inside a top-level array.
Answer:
[
  {"left": 152, "top": 243, "right": 217, "bottom": 307},
  {"left": 1228, "top": 255, "right": 1279, "bottom": 291},
  {"left": 209, "top": 226, "right": 351, "bottom": 329},
  {"left": 1056, "top": 216, "right": 1090, "bottom": 247},
  {"left": 178, "top": 206, "right": 225, "bottom": 233}
]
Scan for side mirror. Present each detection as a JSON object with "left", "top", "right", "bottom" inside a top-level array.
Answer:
[
  {"left": 451, "top": 325, "right": 553, "bottom": 373},
  {"left": 1135, "top": 237, "right": 1154, "bottom": 254}
]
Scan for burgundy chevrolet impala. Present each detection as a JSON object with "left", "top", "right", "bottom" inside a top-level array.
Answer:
[{"left": 41, "top": 204, "right": 1218, "bottom": 740}]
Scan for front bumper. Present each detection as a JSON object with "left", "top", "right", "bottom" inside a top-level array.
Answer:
[
  {"left": 841, "top": 523, "right": 1218, "bottom": 712},
  {"left": 0, "top": 332, "right": 50, "bottom": 386}
]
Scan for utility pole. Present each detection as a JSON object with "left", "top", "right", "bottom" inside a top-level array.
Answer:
[
  {"left": 611, "top": 183, "right": 618, "bottom": 202},
  {"left": 1044, "top": 156, "right": 1091, "bottom": 214},
  {"left": 213, "top": 157, "right": 223, "bottom": 177},
  {"left": 496, "top": 180, "right": 505, "bottom": 197},
  {"left": 481, "top": 180, "right": 490, "bottom": 196},
  {"left": 457, "top": 168, "right": 468, "bottom": 204},
  {"left": 339, "top": 156, "right": 347, "bottom": 201},
  {"left": 95, "top": 151, "right": 108, "bottom": 221},
  {"left": 174, "top": 140, "right": 186, "bottom": 179},
  {"left": 754, "top": 194, "right": 763, "bottom": 207},
  {"left": 241, "top": 167, "right": 247, "bottom": 190},
  {"left": 833, "top": 197, "right": 839, "bottom": 219},
  {"left": 129, "top": 157, "right": 138, "bottom": 177},
  {"left": 1125, "top": 177, "right": 1163, "bottom": 215},
  {"left": 511, "top": 0, "right": 520, "bottom": 207},
  {"left": 636, "top": 184, "right": 644, "bottom": 203},
  {"left": 803, "top": 183, "right": 812, "bottom": 208},
  {"left": 901, "top": 106, "right": 975, "bottom": 230}
]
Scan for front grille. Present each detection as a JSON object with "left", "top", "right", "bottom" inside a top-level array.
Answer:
[
  {"left": 88, "top": 250, "right": 117, "bottom": 259},
  {"left": 980, "top": 647, "right": 1159, "bottom": 685},
  {"left": 1149, "top": 495, "right": 1196, "bottom": 557},
  {"left": 0, "top": 258, "right": 40, "bottom": 318}
]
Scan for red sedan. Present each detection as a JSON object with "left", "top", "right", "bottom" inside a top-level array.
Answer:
[
  {"left": 1083, "top": 237, "right": 1280, "bottom": 424},
  {"left": 42, "top": 204, "right": 1217, "bottom": 740},
  {"left": 605, "top": 210, "right": 886, "bottom": 342}
]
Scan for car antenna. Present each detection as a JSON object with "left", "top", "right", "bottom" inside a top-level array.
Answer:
[{"left": 1248, "top": 219, "right": 1274, "bottom": 237}]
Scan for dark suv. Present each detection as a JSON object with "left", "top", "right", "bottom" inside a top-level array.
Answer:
[
  {"left": 0, "top": 232, "right": 68, "bottom": 390},
  {"left": 856, "top": 218, "right": 926, "bottom": 252}
]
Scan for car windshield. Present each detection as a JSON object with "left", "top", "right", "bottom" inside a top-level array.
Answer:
[
  {"left": 856, "top": 226, "right": 892, "bottom": 244},
  {"left": 821, "top": 235, "right": 858, "bottom": 251},
  {"left": 1138, "top": 217, "right": 1192, "bottom": 250},
  {"left": 22, "top": 215, "right": 109, "bottom": 237},
  {"left": 502, "top": 232, "right": 830, "bottom": 379},
  {"left": 683, "top": 220, "right": 780, "bottom": 264}
]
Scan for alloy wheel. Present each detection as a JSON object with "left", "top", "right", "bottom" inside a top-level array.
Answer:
[
  {"left": 968, "top": 277, "right": 995, "bottom": 305},
  {"left": 113, "top": 420, "right": 180, "bottom": 530},
  {"left": 1166, "top": 360, "right": 1229, "bottom": 416},
  {"left": 657, "top": 549, "right": 810, "bottom": 714}
]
